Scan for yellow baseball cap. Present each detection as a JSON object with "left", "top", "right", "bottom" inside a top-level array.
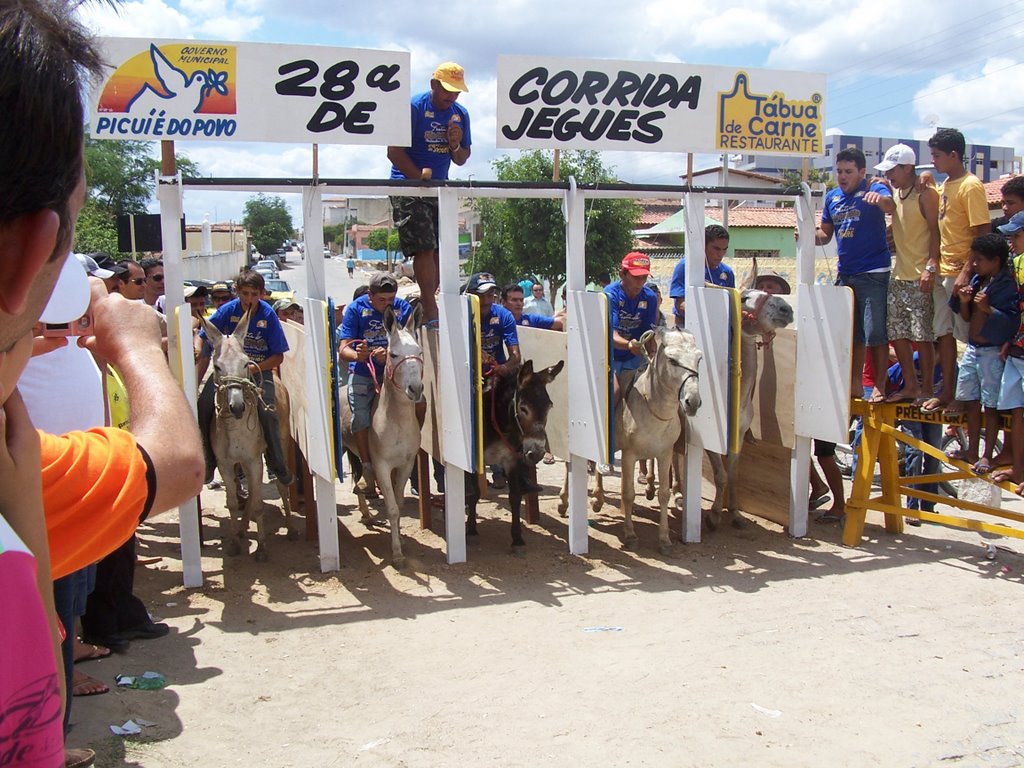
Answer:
[{"left": 433, "top": 62, "right": 468, "bottom": 93}]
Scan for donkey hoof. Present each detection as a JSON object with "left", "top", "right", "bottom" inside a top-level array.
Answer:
[
  {"left": 510, "top": 545, "right": 527, "bottom": 558},
  {"left": 623, "top": 535, "right": 639, "bottom": 551},
  {"left": 705, "top": 511, "right": 720, "bottom": 532},
  {"left": 254, "top": 548, "right": 269, "bottom": 563},
  {"left": 286, "top": 527, "right": 300, "bottom": 541},
  {"left": 645, "top": 485, "right": 656, "bottom": 501},
  {"left": 659, "top": 542, "right": 673, "bottom": 556},
  {"left": 466, "top": 526, "right": 479, "bottom": 537},
  {"left": 731, "top": 513, "right": 749, "bottom": 530},
  {"left": 223, "top": 536, "right": 242, "bottom": 556},
  {"left": 591, "top": 499, "right": 603, "bottom": 513},
  {"left": 556, "top": 503, "right": 567, "bottom": 517},
  {"left": 393, "top": 555, "right": 407, "bottom": 570}
]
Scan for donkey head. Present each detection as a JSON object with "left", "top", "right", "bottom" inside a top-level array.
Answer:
[
  {"left": 202, "top": 310, "right": 253, "bottom": 419},
  {"left": 382, "top": 303, "right": 424, "bottom": 402},
  {"left": 739, "top": 289, "right": 794, "bottom": 340},
  {"left": 656, "top": 327, "right": 703, "bottom": 417},
  {"left": 514, "top": 359, "right": 564, "bottom": 464}
]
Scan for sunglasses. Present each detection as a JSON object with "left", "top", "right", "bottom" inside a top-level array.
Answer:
[
  {"left": 149, "top": 273, "right": 164, "bottom": 282},
  {"left": 126, "top": 277, "right": 145, "bottom": 286}
]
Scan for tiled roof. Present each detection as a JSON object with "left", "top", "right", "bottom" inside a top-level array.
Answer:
[
  {"left": 704, "top": 207, "right": 797, "bottom": 228},
  {"left": 686, "top": 166, "right": 787, "bottom": 185},
  {"left": 985, "top": 176, "right": 1022, "bottom": 207},
  {"left": 637, "top": 198, "right": 683, "bottom": 227}
]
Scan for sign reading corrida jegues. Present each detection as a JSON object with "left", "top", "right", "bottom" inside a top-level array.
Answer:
[
  {"left": 91, "top": 39, "right": 411, "bottom": 145},
  {"left": 496, "top": 55, "right": 826, "bottom": 157}
]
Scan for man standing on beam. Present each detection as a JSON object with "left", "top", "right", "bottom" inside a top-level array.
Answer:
[{"left": 387, "top": 62, "right": 472, "bottom": 325}]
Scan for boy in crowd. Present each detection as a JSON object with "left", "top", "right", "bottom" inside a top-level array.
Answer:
[
  {"left": 870, "top": 144, "right": 940, "bottom": 404},
  {"left": 993, "top": 214, "right": 1024, "bottom": 490},
  {"left": 948, "top": 235, "right": 1019, "bottom": 474},
  {"left": 925, "top": 128, "right": 992, "bottom": 413}
]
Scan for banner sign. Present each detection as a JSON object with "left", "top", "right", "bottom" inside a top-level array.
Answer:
[
  {"left": 91, "top": 38, "right": 410, "bottom": 145},
  {"left": 496, "top": 55, "right": 825, "bottom": 156}
]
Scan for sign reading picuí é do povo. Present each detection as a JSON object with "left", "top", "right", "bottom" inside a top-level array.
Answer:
[
  {"left": 496, "top": 55, "right": 826, "bottom": 157},
  {"left": 90, "top": 38, "right": 411, "bottom": 145}
]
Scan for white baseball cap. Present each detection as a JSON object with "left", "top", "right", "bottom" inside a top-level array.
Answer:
[
  {"left": 874, "top": 143, "right": 917, "bottom": 172},
  {"left": 39, "top": 253, "right": 91, "bottom": 324}
]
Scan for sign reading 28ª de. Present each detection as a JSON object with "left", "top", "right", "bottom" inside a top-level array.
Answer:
[
  {"left": 496, "top": 55, "right": 826, "bottom": 157},
  {"left": 90, "top": 38, "right": 411, "bottom": 145}
]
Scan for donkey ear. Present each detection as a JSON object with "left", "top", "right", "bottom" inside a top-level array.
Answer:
[
  {"left": 517, "top": 359, "right": 535, "bottom": 384},
  {"left": 405, "top": 303, "right": 423, "bottom": 333},
  {"left": 383, "top": 304, "right": 397, "bottom": 334},
  {"left": 745, "top": 255, "right": 759, "bottom": 290},
  {"left": 233, "top": 309, "right": 251, "bottom": 341},
  {"left": 537, "top": 359, "right": 564, "bottom": 383},
  {"left": 202, "top": 316, "right": 222, "bottom": 345}
]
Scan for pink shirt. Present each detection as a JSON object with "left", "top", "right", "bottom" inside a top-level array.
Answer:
[{"left": 0, "top": 514, "right": 63, "bottom": 767}]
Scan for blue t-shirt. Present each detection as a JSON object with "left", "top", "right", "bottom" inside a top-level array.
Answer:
[
  {"left": 821, "top": 179, "right": 892, "bottom": 275},
  {"left": 337, "top": 294, "right": 413, "bottom": 377},
  {"left": 480, "top": 303, "right": 519, "bottom": 365},
  {"left": 605, "top": 282, "right": 660, "bottom": 362},
  {"left": 516, "top": 312, "right": 555, "bottom": 330},
  {"left": 669, "top": 258, "right": 735, "bottom": 315},
  {"left": 200, "top": 298, "right": 288, "bottom": 363},
  {"left": 389, "top": 91, "right": 472, "bottom": 181}
]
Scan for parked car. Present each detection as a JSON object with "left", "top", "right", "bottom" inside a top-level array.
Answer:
[
  {"left": 264, "top": 279, "right": 294, "bottom": 305},
  {"left": 323, "top": 248, "right": 332, "bottom": 258},
  {"left": 254, "top": 259, "right": 279, "bottom": 279}
]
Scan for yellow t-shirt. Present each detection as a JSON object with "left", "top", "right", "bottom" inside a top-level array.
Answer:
[
  {"left": 937, "top": 173, "right": 989, "bottom": 276},
  {"left": 891, "top": 187, "right": 932, "bottom": 280}
]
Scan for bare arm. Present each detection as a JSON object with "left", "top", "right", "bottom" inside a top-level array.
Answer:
[
  {"left": 815, "top": 221, "right": 834, "bottom": 245},
  {"left": 255, "top": 353, "right": 282, "bottom": 373},
  {"left": 971, "top": 222, "right": 992, "bottom": 237},
  {"left": 387, "top": 146, "right": 428, "bottom": 181},
  {"left": 919, "top": 187, "right": 941, "bottom": 292},
  {"left": 864, "top": 190, "right": 896, "bottom": 214},
  {"left": 83, "top": 281, "right": 204, "bottom": 514}
]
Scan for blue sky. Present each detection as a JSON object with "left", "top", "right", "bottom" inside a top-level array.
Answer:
[{"left": 81, "top": 0, "right": 1024, "bottom": 226}]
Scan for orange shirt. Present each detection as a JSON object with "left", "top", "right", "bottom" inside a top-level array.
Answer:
[{"left": 41, "top": 428, "right": 154, "bottom": 580}]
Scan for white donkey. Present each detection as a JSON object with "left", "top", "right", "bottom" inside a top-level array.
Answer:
[
  {"left": 203, "top": 311, "right": 296, "bottom": 561},
  {"left": 341, "top": 304, "right": 424, "bottom": 568},
  {"left": 600, "top": 328, "right": 703, "bottom": 554},
  {"left": 703, "top": 288, "right": 794, "bottom": 530}
]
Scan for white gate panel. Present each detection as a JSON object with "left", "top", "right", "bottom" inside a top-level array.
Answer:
[{"left": 794, "top": 284, "right": 853, "bottom": 443}]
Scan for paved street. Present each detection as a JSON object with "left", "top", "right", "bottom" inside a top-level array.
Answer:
[{"left": 275, "top": 252, "right": 372, "bottom": 307}]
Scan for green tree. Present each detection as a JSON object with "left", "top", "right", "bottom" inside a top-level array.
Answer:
[
  {"left": 84, "top": 135, "right": 200, "bottom": 214},
  {"left": 364, "top": 228, "right": 400, "bottom": 255},
  {"left": 243, "top": 194, "right": 294, "bottom": 256},
  {"left": 468, "top": 150, "right": 638, "bottom": 296},
  {"left": 73, "top": 199, "right": 121, "bottom": 255}
]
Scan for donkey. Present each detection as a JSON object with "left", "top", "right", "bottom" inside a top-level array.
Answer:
[
  {"left": 466, "top": 359, "right": 565, "bottom": 552},
  {"left": 340, "top": 304, "right": 424, "bottom": 568},
  {"left": 703, "top": 288, "right": 794, "bottom": 530},
  {"left": 203, "top": 311, "right": 296, "bottom": 561},
  {"left": 595, "top": 328, "right": 703, "bottom": 554}
]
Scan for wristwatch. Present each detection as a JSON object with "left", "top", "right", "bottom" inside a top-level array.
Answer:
[{"left": 924, "top": 263, "right": 937, "bottom": 274}]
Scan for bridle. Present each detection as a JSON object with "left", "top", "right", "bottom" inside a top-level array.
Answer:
[
  {"left": 213, "top": 360, "right": 270, "bottom": 429},
  {"left": 485, "top": 366, "right": 532, "bottom": 461},
  {"left": 741, "top": 291, "right": 777, "bottom": 348},
  {"left": 341, "top": 337, "right": 423, "bottom": 395},
  {"left": 634, "top": 333, "right": 699, "bottom": 422}
]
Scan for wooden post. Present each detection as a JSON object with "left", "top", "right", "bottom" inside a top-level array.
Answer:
[
  {"left": 686, "top": 153, "right": 693, "bottom": 187},
  {"left": 553, "top": 149, "right": 561, "bottom": 181},
  {"left": 801, "top": 157, "right": 810, "bottom": 183},
  {"left": 161, "top": 140, "right": 176, "bottom": 175},
  {"left": 312, "top": 143, "right": 319, "bottom": 181}
]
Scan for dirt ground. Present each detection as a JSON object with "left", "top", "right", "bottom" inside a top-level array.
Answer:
[{"left": 68, "top": 461, "right": 1024, "bottom": 768}]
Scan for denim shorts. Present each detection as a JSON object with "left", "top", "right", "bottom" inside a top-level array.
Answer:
[
  {"left": 955, "top": 345, "right": 1004, "bottom": 408},
  {"left": 347, "top": 373, "right": 377, "bottom": 432},
  {"left": 836, "top": 271, "right": 889, "bottom": 347},
  {"left": 997, "top": 355, "right": 1024, "bottom": 410}
]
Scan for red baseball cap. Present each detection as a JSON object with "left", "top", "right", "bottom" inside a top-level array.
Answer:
[{"left": 621, "top": 252, "right": 651, "bottom": 276}]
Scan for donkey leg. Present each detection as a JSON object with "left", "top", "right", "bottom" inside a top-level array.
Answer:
[
  {"left": 556, "top": 463, "right": 569, "bottom": 517},
  {"left": 464, "top": 470, "right": 480, "bottom": 537},
  {"left": 656, "top": 453, "right": 673, "bottom": 554},
  {"left": 726, "top": 452, "right": 748, "bottom": 529},
  {"left": 220, "top": 461, "right": 244, "bottom": 556},
  {"left": 672, "top": 450, "right": 686, "bottom": 513},
  {"left": 705, "top": 452, "right": 728, "bottom": 532},
  {"left": 276, "top": 479, "right": 299, "bottom": 541},
  {"left": 508, "top": 470, "right": 525, "bottom": 551},
  {"left": 376, "top": 462, "right": 405, "bottom": 568},
  {"left": 247, "top": 459, "right": 269, "bottom": 562},
  {"left": 592, "top": 470, "right": 605, "bottom": 513},
  {"left": 621, "top": 451, "right": 638, "bottom": 550}
]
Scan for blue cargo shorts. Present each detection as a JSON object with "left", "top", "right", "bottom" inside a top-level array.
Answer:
[{"left": 347, "top": 373, "right": 377, "bottom": 432}]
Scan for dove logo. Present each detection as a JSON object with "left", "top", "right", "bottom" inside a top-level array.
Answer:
[
  {"left": 716, "top": 72, "right": 822, "bottom": 155},
  {"left": 95, "top": 43, "right": 238, "bottom": 140}
]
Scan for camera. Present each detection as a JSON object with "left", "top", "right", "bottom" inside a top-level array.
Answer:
[{"left": 42, "top": 314, "right": 93, "bottom": 337}]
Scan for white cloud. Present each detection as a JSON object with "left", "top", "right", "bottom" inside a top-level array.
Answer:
[
  {"left": 912, "top": 57, "right": 1024, "bottom": 148},
  {"left": 81, "top": 0, "right": 264, "bottom": 41}
]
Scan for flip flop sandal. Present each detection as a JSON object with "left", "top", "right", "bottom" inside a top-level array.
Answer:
[
  {"left": 72, "top": 672, "right": 108, "bottom": 697},
  {"left": 74, "top": 640, "right": 111, "bottom": 663},
  {"left": 920, "top": 397, "right": 950, "bottom": 413},
  {"left": 945, "top": 448, "right": 970, "bottom": 462},
  {"left": 809, "top": 494, "right": 830, "bottom": 510},
  {"left": 814, "top": 511, "right": 846, "bottom": 524},
  {"left": 972, "top": 459, "right": 994, "bottom": 475}
]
